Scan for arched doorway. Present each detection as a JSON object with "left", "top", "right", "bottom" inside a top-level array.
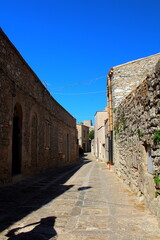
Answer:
[
  {"left": 66, "top": 134, "right": 70, "bottom": 162},
  {"left": 12, "top": 103, "right": 23, "bottom": 176},
  {"left": 31, "top": 113, "right": 38, "bottom": 167}
]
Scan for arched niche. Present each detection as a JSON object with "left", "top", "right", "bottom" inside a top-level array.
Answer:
[
  {"left": 31, "top": 113, "right": 38, "bottom": 167},
  {"left": 12, "top": 103, "right": 23, "bottom": 176}
]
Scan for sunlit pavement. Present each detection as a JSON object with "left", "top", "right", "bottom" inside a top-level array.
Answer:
[{"left": 1, "top": 153, "right": 160, "bottom": 240}]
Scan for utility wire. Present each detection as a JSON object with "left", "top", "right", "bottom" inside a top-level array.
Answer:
[
  {"left": 49, "top": 75, "right": 106, "bottom": 91},
  {"left": 53, "top": 91, "right": 106, "bottom": 95}
]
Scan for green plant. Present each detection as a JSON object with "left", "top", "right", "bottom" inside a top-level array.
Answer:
[
  {"left": 154, "top": 173, "right": 160, "bottom": 185},
  {"left": 113, "top": 108, "right": 117, "bottom": 113},
  {"left": 122, "top": 123, "right": 127, "bottom": 131},
  {"left": 114, "top": 112, "right": 128, "bottom": 140},
  {"left": 155, "top": 191, "right": 160, "bottom": 198},
  {"left": 88, "top": 130, "right": 94, "bottom": 140},
  {"left": 121, "top": 112, "right": 127, "bottom": 130},
  {"left": 121, "top": 112, "right": 125, "bottom": 123},
  {"left": 107, "top": 161, "right": 112, "bottom": 165},
  {"left": 137, "top": 128, "right": 144, "bottom": 140},
  {"left": 130, "top": 129, "right": 134, "bottom": 137},
  {"left": 152, "top": 129, "right": 160, "bottom": 144},
  {"left": 114, "top": 120, "right": 120, "bottom": 140}
]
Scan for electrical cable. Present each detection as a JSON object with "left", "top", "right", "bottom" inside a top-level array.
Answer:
[
  {"left": 53, "top": 91, "right": 106, "bottom": 95},
  {"left": 49, "top": 75, "right": 106, "bottom": 91}
]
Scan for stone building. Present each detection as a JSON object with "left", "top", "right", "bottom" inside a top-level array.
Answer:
[
  {"left": 76, "top": 123, "right": 90, "bottom": 152},
  {"left": 107, "top": 53, "right": 160, "bottom": 163},
  {"left": 0, "top": 28, "right": 78, "bottom": 184},
  {"left": 83, "top": 120, "right": 94, "bottom": 155},
  {"left": 107, "top": 53, "right": 160, "bottom": 224},
  {"left": 94, "top": 108, "right": 108, "bottom": 161},
  {"left": 83, "top": 120, "right": 94, "bottom": 132},
  {"left": 108, "top": 53, "right": 160, "bottom": 108}
]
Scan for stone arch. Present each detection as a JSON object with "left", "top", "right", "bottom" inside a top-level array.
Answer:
[
  {"left": 31, "top": 112, "right": 38, "bottom": 167},
  {"left": 66, "top": 133, "right": 70, "bottom": 162},
  {"left": 12, "top": 103, "right": 23, "bottom": 176}
]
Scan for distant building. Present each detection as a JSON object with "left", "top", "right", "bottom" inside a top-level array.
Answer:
[
  {"left": 83, "top": 120, "right": 94, "bottom": 132},
  {"left": 83, "top": 120, "right": 92, "bottom": 127},
  {"left": 83, "top": 120, "right": 95, "bottom": 155},
  {"left": 94, "top": 108, "right": 108, "bottom": 161},
  {"left": 76, "top": 123, "right": 90, "bottom": 152}
]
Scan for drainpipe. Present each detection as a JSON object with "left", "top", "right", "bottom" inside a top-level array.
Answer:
[
  {"left": 107, "top": 68, "right": 114, "bottom": 135},
  {"left": 107, "top": 68, "right": 114, "bottom": 163}
]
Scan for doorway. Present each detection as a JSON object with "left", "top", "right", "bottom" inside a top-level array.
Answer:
[
  {"left": 31, "top": 114, "right": 38, "bottom": 167},
  {"left": 83, "top": 143, "right": 86, "bottom": 152},
  {"left": 66, "top": 134, "right": 70, "bottom": 162},
  {"left": 12, "top": 103, "right": 22, "bottom": 176}
]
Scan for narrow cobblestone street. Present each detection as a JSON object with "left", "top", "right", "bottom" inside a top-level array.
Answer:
[{"left": 0, "top": 154, "right": 160, "bottom": 240}]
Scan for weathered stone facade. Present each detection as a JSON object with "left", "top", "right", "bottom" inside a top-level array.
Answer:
[
  {"left": 109, "top": 53, "right": 160, "bottom": 108},
  {"left": 0, "top": 28, "right": 78, "bottom": 184},
  {"left": 94, "top": 108, "right": 108, "bottom": 161},
  {"left": 76, "top": 124, "right": 90, "bottom": 152},
  {"left": 113, "top": 60, "right": 160, "bottom": 224}
]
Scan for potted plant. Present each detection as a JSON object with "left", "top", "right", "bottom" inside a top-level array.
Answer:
[{"left": 107, "top": 161, "right": 112, "bottom": 169}]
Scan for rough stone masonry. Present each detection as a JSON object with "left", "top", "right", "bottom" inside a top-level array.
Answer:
[{"left": 114, "top": 59, "right": 160, "bottom": 225}]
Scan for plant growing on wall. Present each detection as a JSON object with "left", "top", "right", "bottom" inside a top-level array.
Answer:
[
  {"left": 114, "top": 112, "right": 128, "bottom": 140},
  {"left": 121, "top": 112, "right": 127, "bottom": 130},
  {"left": 155, "top": 191, "right": 160, "bottom": 198},
  {"left": 152, "top": 129, "right": 160, "bottom": 144},
  {"left": 154, "top": 173, "right": 160, "bottom": 198},
  {"left": 113, "top": 108, "right": 117, "bottom": 113},
  {"left": 114, "top": 120, "right": 120, "bottom": 140},
  {"left": 130, "top": 129, "right": 134, "bottom": 137},
  {"left": 154, "top": 173, "right": 160, "bottom": 187},
  {"left": 137, "top": 128, "right": 144, "bottom": 140},
  {"left": 153, "top": 172, "right": 160, "bottom": 198}
]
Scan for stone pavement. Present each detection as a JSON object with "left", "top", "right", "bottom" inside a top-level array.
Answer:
[{"left": 0, "top": 153, "right": 160, "bottom": 240}]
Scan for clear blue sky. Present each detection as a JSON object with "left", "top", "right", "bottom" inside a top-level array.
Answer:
[{"left": 1, "top": 0, "right": 160, "bottom": 124}]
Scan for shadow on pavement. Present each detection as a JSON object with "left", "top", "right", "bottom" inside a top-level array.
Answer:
[
  {"left": 6, "top": 216, "right": 57, "bottom": 240},
  {"left": 79, "top": 153, "right": 92, "bottom": 165},
  {"left": 0, "top": 158, "right": 91, "bottom": 233},
  {"left": 78, "top": 186, "right": 92, "bottom": 191}
]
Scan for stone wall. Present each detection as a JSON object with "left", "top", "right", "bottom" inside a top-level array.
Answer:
[
  {"left": 113, "top": 60, "right": 160, "bottom": 223},
  {"left": 109, "top": 53, "right": 160, "bottom": 108},
  {"left": 0, "top": 29, "right": 78, "bottom": 184}
]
